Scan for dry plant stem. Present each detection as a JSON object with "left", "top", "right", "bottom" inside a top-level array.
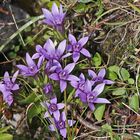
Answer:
[{"left": 136, "top": 64, "right": 140, "bottom": 96}]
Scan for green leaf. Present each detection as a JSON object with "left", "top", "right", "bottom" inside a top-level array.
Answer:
[
  {"left": 112, "top": 88, "right": 126, "bottom": 96},
  {"left": 129, "top": 95, "right": 139, "bottom": 112},
  {"left": 108, "top": 71, "right": 118, "bottom": 80},
  {"left": 128, "top": 78, "right": 135, "bottom": 84},
  {"left": 92, "top": 52, "right": 102, "bottom": 67},
  {"left": 27, "top": 103, "right": 42, "bottom": 123},
  {"left": 74, "top": 3, "right": 86, "bottom": 13},
  {"left": 120, "top": 68, "right": 130, "bottom": 81},
  {"left": 0, "top": 133, "right": 13, "bottom": 140},
  {"left": 78, "top": 0, "right": 93, "bottom": 3},
  {"left": 108, "top": 65, "right": 120, "bottom": 74},
  {"left": 102, "top": 123, "right": 112, "bottom": 133},
  {"left": 94, "top": 104, "right": 105, "bottom": 121},
  {"left": 0, "top": 127, "right": 11, "bottom": 134}
]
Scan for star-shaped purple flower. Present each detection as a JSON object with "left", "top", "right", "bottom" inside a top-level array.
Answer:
[
  {"left": 0, "top": 71, "right": 19, "bottom": 106},
  {"left": 88, "top": 68, "right": 114, "bottom": 85},
  {"left": 79, "top": 80, "right": 110, "bottom": 111},
  {"left": 44, "top": 39, "right": 71, "bottom": 62},
  {"left": 43, "top": 97, "right": 65, "bottom": 121},
  {"left": 49, "top": 63, "right": 79, "bottom": 92},
  {"left": 67, "top": 34, "right": 91, "bottom": 62},
  {"left": 71, "top": 73, "right": 86, "bottom": 97},
  {"left": 49, "top": 112, "right": 76, "bottom": 138},
  {"left": 43, "top": 83, "right": 53, "bottom": 95},
  {"left": 17, "top": 53, "right": 40, "bottom": 77},
  {"left": 42, "top": 3, "right": 66, "bottom": 32}
]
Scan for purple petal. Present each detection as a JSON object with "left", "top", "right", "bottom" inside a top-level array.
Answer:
[
  {"left": 37, "top": 56, "right": 44, "bottom": 68},
  {"left": 73, "top": 52, "right": 80, "bottom": 62},
  {"left": 78, "top": 36, "right": 89, "bottom": 46},
  {"left": 44, "top": 111, "right": 49, "bottom": 118},
  {"left": 53, "top": 110, "right": 60, "bottom": 121},
  {"left": 57, "top": 40, "right": 66, "bottom": 56},
  {"left": 60, "top": 128, "right": 67, "bottom": 138},
  {"left": 52, "top": 3, "right": 59, "bottom": 15},
  {"left": 68, "top": 120, "right": 76, "bottom": 127},
  {"left": 79, "top": 73, "right": 85, "bottom": 80},
  {"left": 66, "top": 45, "right": 72, "bottom": 51},
  {"left": 60, "top": 80, "right": 67, "bottom": 92},
  {"left": 103, "top": 80, "right": 114, "bottom": 85},
  {"left": 50, "top": 97, "right": 57, "bottom": 104},
  {"left": 59, "top": 4, "right": 63, "bottom": 14},
  {"left": 79, "top": 92, "right": 87, "bottom": 103},
  {"left": 61, "top": 53, "right": 72, "bottom": 59},
  {"left": 75, "top": 89, "right": 81, "bottom": 97},
  {"left": 4, "top": 72, "right": 10, "bottom": 82},
  {"left": 12, "top": 84, "right": 19, "bottom": 91},
  {"left": 26, "top": 53, "right": 36, "bottom": 67},
  {"left": 42, "top": 8, "right": 53, "bottom": 23},
  {"left": 92, "top": 83, "right": 105, "bottom": 96},
  {"left": 4, "top": 94, "right": 13, "bottom": 106},
  {"left": 44, "top": 39, "right": 55, "bottom": 54},
  {"left": 61, "top": 111, "right": 66, "bottom": 121},
  {"left": 67, "top": 75, "right": 79, "bottom": 81},
  {"left": 70, "top": 81, "right": 78, "bottom": 89},
  {"left": 49, "top": 73, "right": 59, "bottom": 80},
  {"left": 98, "top": 69, "right": 106, "bottom": 78},
  {"left": 32, "top": 53, "right": 40, "bottom": 59},
  {"left": 68, "top": 34, "right": 77, "bottom": 45},
  {"left": 80, "top": 48, "right": 91, "bottom": 58},
  {"left": 57, "top": 103, "right": 65, "bottom": 109},
  {"left": 16, "top": 65, "right": 28, "bottom": 72},
  {"left": 88, "top": 70, "right": 97, "bottom": 79},
  {"left": 0, "top": 84, "right": 5, "bottom": 92},
  {"left": 88, "top": 103, "right": 95, "bottom": 111},
  {"left": 12, "top": 70, "right": 19, "bottom": 83},
  {"left": 48, "top": 124, "right": 55, "bottom": 131},
  {"left": 64, "top": 63, "right": 75, "bottom": 74},
  {"left": 93, "top": 98, "right": 110, "bottom": 104},
  {"left": 36, "top": 45, "right": 42, "bottom": 52},
  {"left": 84, "top": 80, "right": 92, "bottom": 92}
]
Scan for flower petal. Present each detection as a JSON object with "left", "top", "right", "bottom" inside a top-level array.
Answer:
[
  {"left": 68, "top": 120, "right": 76, "bottom": 127},
  {"left": 79, "top": 73, "right": 85, "bottom": 80},
  {"left": 78, "top": 36, "right": 88, "bottom": 47},
  {"left": 103, "top": 80, "right": 114, "bottom": 85},
  {"left": 73, "top": 52, "right": 80, "bottom": 62},
  {"left": 4, "top": 72, "right": 10, "bottom": 82},
  {"left": 36, "top": 45, "right": 42, "bottom": 52},
  {"left": 80, "top": 48, "right": 91, "bottom": 58},
  {"left": 12, "top": 84, "right": 19, "bottom": 91},
  {"left": 50, "top": 97, "right": 57, "bottom": 104},
  {"left": 67, "top": 75, "right": 79, "bottom": 81},
  {"left": 44, "top": 111, "right": 49, "bottom": 118},
  {"left": 26, "top": 53, "right": 36, "bottom": 67},
  {"left": 98, "top": 69, "right": 106, "bottom": 78},
  {"left": 61, "top": 111, "right": 66, "bottom": 121},
  {"left": 92, "top": 83, "right": 105, "bottom": 96},
  {"left": 61, "top": 53, "right": 72, "bottom": 59},
  {"left": 84, "top": 80, "right": 92, "bottom": 92},
  {"left": 53, "top": 110, "right": 60, "bottom": 121},
  {"left": 88, "top": 103, "right": 95, "bottom": 111},
  {"left": 93, "top": 98, "right": 110, "bottom": 104},
  {"left": 60, "top": 80, "right": 67, "bottom": 92},
  {"left": 70, "top": 81, "right": 78, "bottom": 89},
  {"left": 57, "top": 103, "right": 65, "bottom": 109},
  {"left": 48, "top": 124, "right": 55, "bottom": 131},
  {"left": 12, "top": 70, "right": 19, "bottom": 83},
  {"left": 60, "top": 128, "right": 67, "bottom": 138},
  {"left": 32, "top": 53, "right": 40, "bottom": 59},
  {"left": 52, "top": 3, "right": 59, "bottom": 16},
  {"left": 68, "top": 34, "right": 77, "bottom": 45},
  {"left": 88, "top": 70, "right": 97, "bottom": 79},
  {"left": 16, "top": 65, "right": 28, "bottom": 73},
  {"left": 79, "top": 92, "right": 87, "bottom": 103},
  {"left": 64, "top": 63, "right": 75, "bottom": 74},
  {"left": 42, "top": 8, "right": 53, "bottom": 21},
  {"left": 44, "top": 39, "right": 55, "bottom": 54},
  {"left": 49, "top": 73, "right": 59, "bottom": 80},
  {"left": 57, "top": 40, "right": 66, "bottom": 56}
]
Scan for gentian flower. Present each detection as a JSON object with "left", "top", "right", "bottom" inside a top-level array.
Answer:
[
  {"left": 17, "top": 53, "right": 40, "bottom": 77},
  {"left": 49, "top": 63, "right": 79, "bottom": 92},
  {"left": 71, "top": 73, "right": 86, "bottom": 97},
  {"left": 49, "top": 112, "right": 76, "bottom": 138},
  {"left": 79, "top": 80, "right": 110, "bottom": 111},
  {"left": 67, "top": 34, "right": 91, "bottom": 62},
  {"left": 43, "top": 97, "right": 65, "bottom": 121},
  {"left": 43, "top": 83, "right": 53, "bottom": 95},
  {"left": 44, "top": 39, "right": 71, "bottom": 62},
  {"left": 42, "top": 2, "right": 66, "bottom": 32},
  {"left": 0, "top": 71, "right": 19, "bottom": 106},
  {"left": 88, "top": 69, "right": 114, "bottom": 85}
]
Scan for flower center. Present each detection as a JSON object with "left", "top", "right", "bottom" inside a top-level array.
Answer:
[
  {"left": 59, "top": 71, "right": 67, "bottom": 80},
  {"left": 49, "top": 103, "right": 58, "bottom": 112},
  {"left": 5, "top": 81, "right": 13, "bottom": 90},
  {"left": 73, "top": 43, "right": 81, "bottom": 52},
  {"left": 78, "top": 82, "right": 85, "bottom": 91},
  {"left": 57, "top": 121, "right": 65, "bottom": 129},
  {"left": 29, "top": 66, "right": 36, "bottom": 73},
  {"left": 87, "top": 94, "right": 95, "bottom": 103}
]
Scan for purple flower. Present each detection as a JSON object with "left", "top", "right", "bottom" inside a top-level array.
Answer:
[
  {"left": 0, "top": 71, "right": 19, "bottom": 106},
  {"left": 43, "top": 83, "right": 53, "bottom": 94},
  {"left": 42, "top": 3, "right": 66, "bottom": 32},
  {"left": 67, "top": 34, "right": 91, "bottom": 62},
  {"left": 44, "top": 39, "right": 71, "bottom": 62},
  {"left": 71, "top": 73, "right": 86, "bottom": 97},
  {"left": 17, "top": 53, "right": 40, "bottom": 77},
  {"left": 43, "top": 97, "right": 65, "bottom": 121},
  {"left": 88, "top": 69, "right": 114, "bottom": 85},
  {"left": 49, "top": 63, "right": 79, "bottom": 92},
  {"left": 32, "top": 43, "right": 48, "bottom": 68},
  {"left": 49, "top": 112, "right": 76, "bottom": 138},
  {"left": 79, "top": 80, "right": 110, "bottom": 111}
]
